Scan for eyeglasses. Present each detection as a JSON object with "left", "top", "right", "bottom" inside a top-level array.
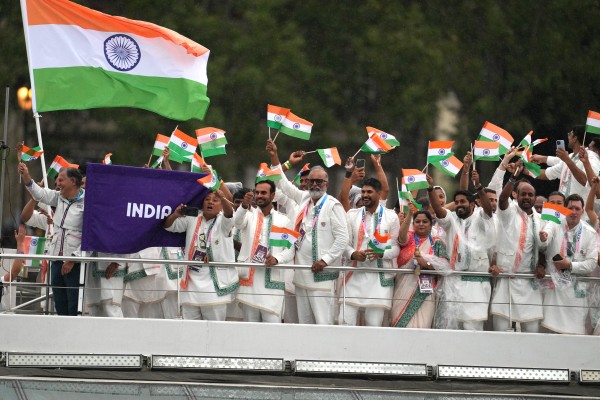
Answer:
[{"left": 307, "top": 179, "right": 328, "bottom": 185}]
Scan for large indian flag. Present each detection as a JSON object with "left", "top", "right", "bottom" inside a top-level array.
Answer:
[{"left": 21, "top": 0, "right": 211, "bottom": 121}]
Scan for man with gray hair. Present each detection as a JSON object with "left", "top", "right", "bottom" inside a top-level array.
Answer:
[{"left": 266, "top": 139, "right": 349, "bottom": 325}]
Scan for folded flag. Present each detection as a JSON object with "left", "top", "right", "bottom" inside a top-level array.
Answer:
[
  {"left": 398, "top": 182, "right": 422, "bottom": 210},
  {"left": 197, "top": 168, "right": 221, "bottom": 191},
  {"left": 427, "top": 140, "right": 454, "bottom": 163},
  {"left": 22, "top": 0, "right": 211, "bottom": 121},
  {"left": 191, "top": 153, "right": 205, "bottom": 173},
  {"left": 152, "top": 134, "right": 170, "bottom": 157},
  {"left": 401, "top": 169, "right": 428, "bottom": 191},
  {"left": 256, "top": 163, "right": 283, "bottom": 183},
  {"left": 368, "top": 229, "right": 391, "bottom": 255},
  {"left": 267, "top": 104, "right": 290, "bottom": 130},
  {"left": 478, "top": 121, "right": 513, "bottom": 154},
  {"left": 532, "top": 138, "right": 548, "bottom": 147},
  {"left": 366, "top": 126, "right": 400, "bottom": 147},
  {"left": 48, "top": 155, "right": 79, "bottom": 179},
  {"left": 519, "top": 131, "right": 533, "bottom": 148},
  {"left": 473, "top": 140, "right": 500, "bottom": 161},
  {"left": 317, "top": 147, "right": 341, "bottom": 168},
  {"left": 22, "top": 236, "right": 46, "bottom": 267},
  {"left": 102, "top": 153, "right": 112, "bottom": 165},
  {"left": 541, "top": 202, "right": 572, "bottom": 224},
  {"left": 269, "top": 225, "right": 299, "bottom": 248},
  {"left": 279, "top": 112, "right": 312, "bottom": 140},
  {"left": 293, "top": 163, "right": 310, "bottom": 186},
  {"left": 20, "top": 145, "right": 43, "bottom": 162},
  {"left": 431, "top": 155, "right": 463, "bottom": 178},
  {"left": 360, "top": 132, "right": 393, "bottom": 154},
  {"left": 586, "top": 110, "right": 600, "bottom": 135},
  {"left": 168, "top": 128, "right": 197, "bottom": 162},
  {"left": 519, "top": 147, "right": 541, "bottom": 177}
]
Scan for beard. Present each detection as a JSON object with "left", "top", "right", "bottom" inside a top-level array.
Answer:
[
  {"left": 309, "top": 187, "right": 325, "bottom": 199},
  {"left": 456, "top": 206, "right": 470, "bottom": 219}
]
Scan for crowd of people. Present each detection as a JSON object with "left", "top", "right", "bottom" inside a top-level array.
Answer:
[{"left": 10, "top": 124, "right": 600, "bottom": 335}]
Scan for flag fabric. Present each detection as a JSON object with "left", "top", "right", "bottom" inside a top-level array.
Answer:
[
  {"left": 47, "top": 155, "right": 79, "bottom": 179},
  {"left": 360, "top": 132, "right": 393, "bottom": 154},
  {"left": 269, "top": 225, "right": 299, "bottom": 248},
  {"left": 366, "top": 126, "right": 400, "bottom": 147},
  {"left": 196, "top": 127, "right": 227, "bottom": 157},
  {"left": 478, "top": 121, "right": 514, "bottom": 154},
  {"left": 22, "top": 236, "right": 46, "bottom": 267},
  {"left": 197, "top": 169, "right": 221, "bottom": 191},
  {"left": 368, "top": 229, "right": 391, "bottom": 255},
  {"left": 427, "top": 140, "right": 454, "bottom": 163},
  {"left": 317, "top": 147, "right": 341, "bottom": 168},
  {"left": 519, "top": 147, "right": 541, "bottom": 178},
  {"left": 398, "top": 183, "right": 422, "bottom": 210},
  {"left": 541, "top": 202, "right": 572, "bottom": 224},
  {"left": 519, "top": 131, "right": 533, "bottom": 148},
  {"left": 279, "top": 112, "right": 312, "bottom": 140},
  {"left": 102, "top": 153, "right": 112, "bottom": 165},
  {"left": 20, "top": 145, "right": 43, "bottom": 162},
  {"left": 401, "top": 169, "right": 428, "bottom": 191},
  {"left": 152, "top": 134, "right": 170, "bottom": 157},
  {"left": 532, "top": 138, "right": 548, "bottom": 147},
  {"left": 82, "top": 164, "right": 210, "bottom": 253},
  {"left": 586, "top": 110, "right": 600, "bottom": 135},
  {"left": 150, "top": 156, "right": 163, "bottom": 169},
  {"left": 191, "top": 153, "right": 205, "bottom": 173},
  {"left": 293, "top": 163, "right": 310, "bottom": 186},
  {"left": 168, "top": 128, "right": 197, "bottom": 162},
  {"left": 431, "top": 155, "right": 463, "bottom": 177},
  {"left": 267, "top": 104, "right": 290, "bottom": 130},
  {"left": 22, "top": 0, "right": 211, "bottom": 121},
  {"left": 473, "top": 140, "right": 500, "bottom": 161},
  {"left": 256, "top": 163, "right": 283, "bottom": 183},
  {"left": 201, "top": 145, "right": 226, "bottom": 158}
]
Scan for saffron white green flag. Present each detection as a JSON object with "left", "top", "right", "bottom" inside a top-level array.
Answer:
[
  {"left": 191, "top": 153, "right": 204, "bottom": 173},
  {"left": 23, "top": 236, "right": 46, "bottom": 267},
  {"left": 267, "top": 104, "right": 290, "bottom": 130},
  {"left": 473, "top": 140, "right": 500, "bottom": 161},
  {"left": 540, "top": 202, "right": 571, "bottom": 224},
  {"left": 586, "top": 110, "right": 600, "bottom": 135},
  {"left": 368, "top": 230, "right": 391, "bottom": 255},
  {"left": 317, "top": 148, "right": 341, "bottom": 168},
  {"left": 168, "top": 128, "right": 197, "bottom": 162},
  {"left": 48, "top": 155, "right": 79, "bottom": 179},
  {"left": 197, "top": 168, "right": 221, "bottom": 191},
  {"left": 431, "top": 155, "right": 463, "bottom": 178},
  {"left": 279, "top": 112, "right": 312, "bottom": 140},
  {"left": 478, "top": 121, "right": 514, "bottom": 154},
  {"left": 427, "top": 140, "right": 454, "bottom": 163},
  {"left": 366, "top": 126, "right": 399, "bottom": 147},
  {"left": 196, "top": 127, "right": 227, "bottom": 157},
  {"left": 269, "top": 226, "right": 299, "bottom": 248},
  {"left": 21, "top": 0, "right": 210, "bottom": 120}
]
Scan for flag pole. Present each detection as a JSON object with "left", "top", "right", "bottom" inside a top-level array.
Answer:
[
  {"left": 352, "top": 148, "right": 361, "bottom": 159},
  {"left": 268, "top": 127, "right": 271, "bottom": 140},
  {"left": 147, "top": 154, "right": 153, "bottom": 166},
  {"left": 272, "top": 131, "right": 280, "bottom": 143},
  {"left": 304, "top": 150, "right": 318, "bottom": 154},
  {"left": 583, "top": 130, "right": 588, "bottom": 148},
  {"left": 471, "top": 142, "right": 475, "bottom": 172}
]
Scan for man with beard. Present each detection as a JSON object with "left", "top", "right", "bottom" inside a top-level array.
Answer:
[
  {"left": 266, "top": 140, "right": 349, "bottom": 325},
  {"left": 428, "top": 172, "right": 494, "bottom": 330},
  {"left": 489, "top": 174, "right": 545, "bottom": 332},
  {"left": 339, "top": 178, "right": 399, "bottom": 326},
  {"left": 540, "top": 194, "right": 598, "bottom": 334},
  {"left": 234, "top": 181, "right": 294, "bottom": 322}
]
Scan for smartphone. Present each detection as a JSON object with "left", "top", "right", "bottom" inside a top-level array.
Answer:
[
  {"left": 181, "top": 206, "right": 199, "bottom": 217},
  {"left": 556, "top": 140, "right": 565, "bottom": 151},
  {"left": 552, "top": 254, "right": 563, "bottom": 262},
  {"left": 356, "top": 159, "right": 366, "bottom": 169}
]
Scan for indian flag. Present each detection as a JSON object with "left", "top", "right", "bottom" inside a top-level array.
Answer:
[
  {"left": 102, "top": 153, "right": 112, "bottom": 165},
  {"left": 20, "top": 144, "right": 43, "bottom": 162},
  {"left": 23, "top": 236, "right": 46, "bottom": 267},
  {"left": 473, "top": 140, "right": 500, "bottom": 161},
  {"left": 431, "top": 155, "right": 463, "bottom": 177},
  {"left": 256, "top": 163, "right": 282, "bottom": 183},
  {"left": 152, "top": 134, "right": 169, "bottom": 156},
  {"left": 478, "top": 121, "right": 514, "bottom": 154},
  {"left": 317, "top": 147, "right": 341, "bottom": 168},
  {"left": 368, "top": 229, "right": 391, "bottom": 255},
  {"left": 398, "top": 182, "right": 422, "bottom": 210},
  {"left": 586, "top": 110, "right": 600, "bottom": 135},
  {"left": 48, "top": 155, "right": 78, "bottom": 179},
  {"left": 168, "top": 128, "right": 197, "bottom": 162},
  {"left": 427, "top": 140, "right": 454, "bottom": 163},
  {"left": 191, "top": 153, "right": 204, "bottom": 173},
  {"left": 541, "top": 202, "right": 572, "bottom": 224},
  {"left": 21, "top": 0, "right": 211, "bottom": 121},
  {"left": 269, "top": 225, "right": 299, "bottom": 248},
  {"left": 197, "top": 169, "right": 220, "bottom": 191},
  {"left": 519, "top": 147, "right": 541, "bottom": 177},
  {"left": 279, "top": 112, "right": 312, "bottom": 140},
  {"left": 293, "top": 163, "right": 310, "bottom": 186},
  {"left": 196, "top": 127, "right": 227, "bottom": 158},
  {"left": 532, "top": 138, "right": 548, "bottom": 147},
  {"left": 360, "top": 132, "right": 393, "bottom": 154},
  {"left": 519, "top": 131, "right": 533, "bottom": 148},
  {"left": 267, "top": 104, "right": 290, "bottom": 130},
  {"left": 402, "top": 169, "right": 428, "bottom": 191},
  {"left": 366, "top": 126, "right": 399, "bottom": 147}
]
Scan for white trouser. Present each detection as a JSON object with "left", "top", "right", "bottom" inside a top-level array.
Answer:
[
  {"left": 493, "top": 315, "right": 539, "bottom": 333},
  {"left": 296, "top": 286, "right": 335, "bottom": 325},
  {"left": 121, "top": 298, "right": 164, "bottom": 319},
  {"left": 338, "top": 304, "right": 385, "bottom": 326},
  {"left": 461, "top": 320, "right": 484, "bottom": 331},
  {"left": 242, "top": 304, "right": 281, "bottom": 323},
  {"left": 283, "top": 291, "right": 298, "bottom": 324},
  {"left": 181, "top": 304, "right": 227, "bottom": 321},
  {"left": 88, "top": 303, "right": 123, "bottom": 318},
  {"left": 161, "top": 292, "right": 179, "bottom": 319}
]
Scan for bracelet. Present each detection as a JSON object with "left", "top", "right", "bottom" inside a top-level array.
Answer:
[
  {"left": 508, "top": 178, "right": 517, "bottom": 185},
  {"left": 283, "top": 160, "right": 292, "bottom": 170},
  {"left": 345, "top": 171, "right": 352, "bottom": 178}
]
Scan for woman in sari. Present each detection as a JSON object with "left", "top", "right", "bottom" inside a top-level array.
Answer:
[{"left": 391, "top": 205, "right": 449, "bottom": 328}]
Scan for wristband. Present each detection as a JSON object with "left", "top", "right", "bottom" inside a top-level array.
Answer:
[
  {"left": 283, "top": 160, "right": 292, "bottom": 170},
  {"left": 345, "top": 171, "right": 352, "bottom": 179},
  {"left": 508, "top": 178, "right": 517, "bottom": 185}
]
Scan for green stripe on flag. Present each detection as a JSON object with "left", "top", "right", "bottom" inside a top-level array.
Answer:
[
  {"left": 34, "top": 67, "right": 210, "bottom": 121},
  {"left": 202, "top": 146, "right": 227, "bottom": 158},
  {"left": 279, "top": 125, "right": 310, "bottom": 140},
  {"left": 541, "top": 214, "right": 561, "bottom": 224},
  {"left": 586, "top": 124, "right": 600, "bottom": 135},
  {"left": 269, "top": 239, "right": 292, "bottom": 248}
]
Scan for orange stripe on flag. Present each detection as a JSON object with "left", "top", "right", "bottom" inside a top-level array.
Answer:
[
  {"left": 268, "top": 104, "right": 290, "bottom": 115},
  {"left": 284, "top": 112, "right": 313, "bottom": 126},
  {"left": 543, "top": 202, "right": 572, "bottom": 216},
  {"left": 173, "top": 128, "right": 197, "bottom": 146},
  {"left": 26, "top": 0, "right": 209, "bottom": 56},
  {"left": 371, "top": 134, "right": 392, "bottom": 151},
  {"left": 429, "top": 140, "right": 454, "bottom": 148},
  {"left": 474, "top": 140, "right": 499, "bottom": 149},
  {"left": 483, "top": 121, "right": 512, "bottom": 140},
  {"left": 589, "top": 110, "right": 600, "bottom": 120},
  {"left": 156, "top": 134, "right": 169, "bottom": 144}
]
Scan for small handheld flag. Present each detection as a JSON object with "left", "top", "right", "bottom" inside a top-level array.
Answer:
[
  {"left": 102, "top": 153, "right": 112, "bottom": 165},
  {"left": 197, "top": 169, "right": 221, "bottom": 191},
  {"left": 360, "top": 133, "right": 393, "bottom": 154},
  {"left": 47, "top": 155, "right": 79, "bottom": 179},
  {"left": 293, "top": 163, "right": 310, "bottom": 186},
  {"left": 427, "top": 140, "right": 454, "bottom": 163},
  {"left": 586, "top": 110, "right": 600, "bottom": 135},
  {"left": 191, "top": 153, "right": 205, "bottom": 173},
  {"left": 20, "top": 145, "right": 44, "bottom": 162},
  {"left": 431, "top": 155, "right": 463, "bottom": 178},
  {"left": 267, "top": 104, "right": 291, "bottom": 130},
  {"left": 366, "top": 126, "right": 400, "bottom": 147},
  {"left": 473, "top": 140, "right": 500, "bottom": 161},
  {"left": 168, "top": 128, "right": 197, "bottom": 162},
  {"left": 269, "top": 225, "right": 300, "bottom": 248},
  {"left": 317, "top": 148, "right": 341, "bottom": 168},
  {"left": 196, "top": 127, "right": 227, "bottom": 157},
  {"left": 478, "top": 121, "right": 513, "bottom": 154},
  {"left": 279, "top": 112, "right": 312, "bottom": 140},
  {"left": 368, "top": 229, "right": 391, "bottom": 255},
  {"left": 22, "top": 236, "right": 46, "bottom": 267},
  {"left": 541, "top": 202, "right": 572, "bottom": 224},
  {"left": 401, "top": 169, "right": 428, "bottom": 191},
  {"left": 256, "top": 163, "right": 283, "bottom": 183}
]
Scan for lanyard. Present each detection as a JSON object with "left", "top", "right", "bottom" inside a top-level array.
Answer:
[
  {"left": 295, "top": 194, "right": 328, "bottom": 231},
  {"left": 414, "top": 232, "right": 434, "bottom": 252},
  {"left": 360, "top": 205, "right": 383, "bottom": 239},
  {"left": 561, "top": 222, "right": 582, "bottom": 258}
]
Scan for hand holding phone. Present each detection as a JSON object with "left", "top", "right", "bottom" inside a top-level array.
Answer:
[
  {"left": 181, "top": 206, "right": 199, "bottom": 217},
  {"left": 356, "top": 159, "right": 366, "bottom": 169},
  {"left": 556, "top": 140, "right": 565, "bottom": 151},
  {"left": 552, "top": 254, "right": 563, "bottom": 262}
]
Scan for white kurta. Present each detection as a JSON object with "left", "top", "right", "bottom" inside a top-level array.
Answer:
[
  {"left": 545, "top": 151, "right": 600, "bottom": 200},
  {"left": 341, "top": 206, "right": 400, "bottom": 309},
  {"left": 437, "top": 207, "right": 494, "bottom": 322},
  {"left": 85, "top": 252, "right": 128, "bottom": 307},
  {"left": 542, "top": 221, "right": 598, "bottom": 334},
  {"left": 234, "top": 206, "right": 294, "bottom": 315},
  {"left": 491, "top": 202, "right": 544, "bottom": 322}
]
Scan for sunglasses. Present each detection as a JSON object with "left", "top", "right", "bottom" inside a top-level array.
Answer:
[{"left": 308, "top": 179, "right": 328, "bottom": 185}]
